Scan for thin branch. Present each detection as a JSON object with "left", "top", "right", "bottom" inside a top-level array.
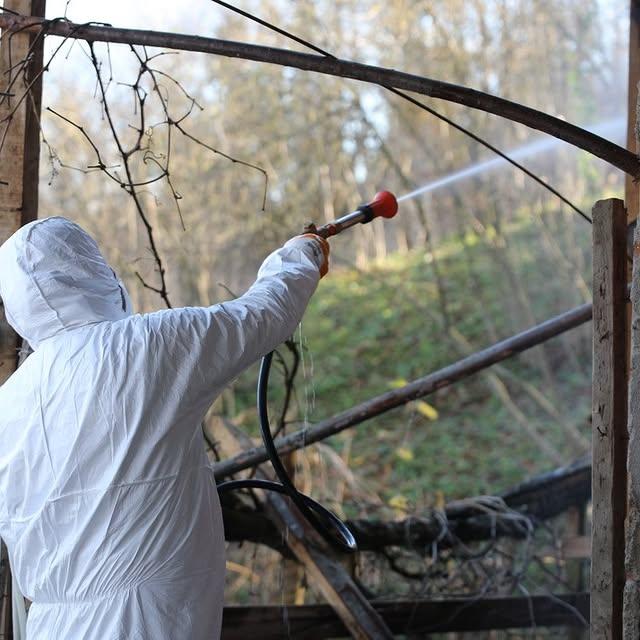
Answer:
[
  {"left": 46, "top": 107, "right": 121, "bottom": 181},
  {"left": 210, "top": 0, "right": 589, "bottom": 222},
  {"left": 174, "top": 124, "right": 268, "bottom": 211},
  {"left": 88, "top": 42, "right": 173, "bottom": 307}
]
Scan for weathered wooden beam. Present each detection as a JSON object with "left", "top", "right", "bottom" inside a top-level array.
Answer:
[
  {"left": 623, "top": 20, "right": 640, "bottom": 639},
  {"left": 220, "top": 423, "right": 394, "bottom": 640},
  {"left": 625, "top": 183, "right": 640, "bottom": 640},
  {"left": 214, "top": 302, "right": 593, "bottom": 479},
  {"left": 0, "top": 12, "right": 637, "bottom": 176},
  {"left": 0, "top": 3, "right": 45, "bottom": 637},
  {"left": 224, "top": 450, "right": 592, "bottom": 565},
  {"left": 221, "top": 593, "right": 589, "bottom": 639},
  {"left": 0, "top": 0, "right": 44, "bottom": 381},
  {"left": 591, "top": 199, "right": 628, "bottom": 640},
  {"left": 501, "top": 455, "right": 590, "bottom": 511},
  {"left": 223, "top": 455, "right": 591, "bottom": 553},
  {"left": 20, "top": 1, "right": 45, "bottom": 227}
]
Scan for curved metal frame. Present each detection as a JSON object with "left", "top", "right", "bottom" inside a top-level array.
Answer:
[{"left": 2, "top": 13, "right": 637, "bottom": 176}]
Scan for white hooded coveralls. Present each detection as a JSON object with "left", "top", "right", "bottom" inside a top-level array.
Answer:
[{"left": 0, "top": 217, "right": 324, "bottom": 639}]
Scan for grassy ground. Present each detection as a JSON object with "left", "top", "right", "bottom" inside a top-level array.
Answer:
[{"left": 225, "top": 216, "right": 592, "bottom": 514}]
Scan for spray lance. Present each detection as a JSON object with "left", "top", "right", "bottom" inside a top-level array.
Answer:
[
  {"left": 217, "top": 191, "right": 399, "bottom": 553},
  {"left": 304, "top": 190, "right": 399, "bottom": 238}
]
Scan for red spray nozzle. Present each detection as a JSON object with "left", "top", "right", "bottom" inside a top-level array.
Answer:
[
  {"left": 369, "top": 191, "right": 398, "bottom": 219},
  {"left": 312, "top": 190, "right": 399, "bottom": 238}
]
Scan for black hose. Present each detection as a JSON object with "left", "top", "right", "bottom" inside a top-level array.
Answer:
[{"left": 217, "top": 351, "right": 358, "bottom": 553}]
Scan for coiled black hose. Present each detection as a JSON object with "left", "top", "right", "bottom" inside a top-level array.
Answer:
[{"left": 217, "top": 351, "right": 358, "bottom": 553}]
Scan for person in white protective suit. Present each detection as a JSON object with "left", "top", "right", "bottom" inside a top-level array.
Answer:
[{"left": 0, "top": 216, "right": 330, "bottom": 639}]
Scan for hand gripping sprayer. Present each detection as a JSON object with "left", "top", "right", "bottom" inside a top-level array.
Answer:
[{"left": 217, "top": 191, "right": 399, "bottom": 552}]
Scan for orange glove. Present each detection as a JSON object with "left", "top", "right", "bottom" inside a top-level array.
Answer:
[
  {"left": 285, "top": 234, "right": 330, "bottom": 278},
  {"left": 300, "top": 233, "right": 330, "bottom": 278}
]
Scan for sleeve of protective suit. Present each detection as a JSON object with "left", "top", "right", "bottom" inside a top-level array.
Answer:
[{"left": 144, "top": 235, "right": 326, "bottom": 417}]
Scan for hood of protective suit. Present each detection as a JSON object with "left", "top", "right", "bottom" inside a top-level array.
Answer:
[{"left": 0, "top": 217, "right": 132, "bottom": 349}]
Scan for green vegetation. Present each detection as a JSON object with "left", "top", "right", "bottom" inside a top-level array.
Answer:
[{"left": 230, "top": 215, "right": 593, "bottom": 513}]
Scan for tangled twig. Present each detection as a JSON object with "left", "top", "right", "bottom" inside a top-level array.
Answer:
[{"left": 2, "top": 22, "right": 270, "bottom": 308}]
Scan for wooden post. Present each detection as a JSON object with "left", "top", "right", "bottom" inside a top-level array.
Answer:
[
  {"left": 591, "top": 199, "right": 628, "bottom": 639},
  {"left": 623, "top": 8, "right": 640, "bottom": 637},
  {"left": 0, "top": 0, "right": 45, "bottom": 382},
  {"left": 0, "top": 2, "right": 45, "bottom": 637},
  {"left": 623, "top": 186, "right": 640, "bottom": 639},
  {"left": 220, "top": 422, "right": 394, "bottom": 640}
]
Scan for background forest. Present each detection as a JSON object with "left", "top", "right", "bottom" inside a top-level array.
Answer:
[{"left": 34, "top": 0, "right": 626, "bottom": 618}]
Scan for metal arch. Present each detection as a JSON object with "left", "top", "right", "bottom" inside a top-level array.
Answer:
[{"left": 1, "top": 12, "right": 638, "bottom": 177}]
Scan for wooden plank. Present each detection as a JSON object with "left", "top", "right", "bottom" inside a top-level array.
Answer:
[
  {"left": 0, "top": 0, "right": 30, "bottom": 213},
  {"left": 0, "top": 3, "right": 45, "bottom": 637},
  {"left": 21, "top": 0, "right": 45, "bottom": 228},
  {"left": 625, "top": 22, "right": 640, "bottom": 640},
  {"left": 221, "top": 593, "right": 589, "bottom": 639},
  {"left": 0, "top": 0, "right": 30, "bottom": 384},
  {"left": 0, "top": 0, "right": 44, "bottom": 383},
  {"left": 591, "top": 199, "right": 628, "bottom": 640},
  {"left": 625, "top": 175, "right": 640, "bottom": 639},
  {"left": 623, "top": 18, "right": 640, "bottom": 640},
  {"left": 220, "top": 422, "right": 393, "bottom": 640}
]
